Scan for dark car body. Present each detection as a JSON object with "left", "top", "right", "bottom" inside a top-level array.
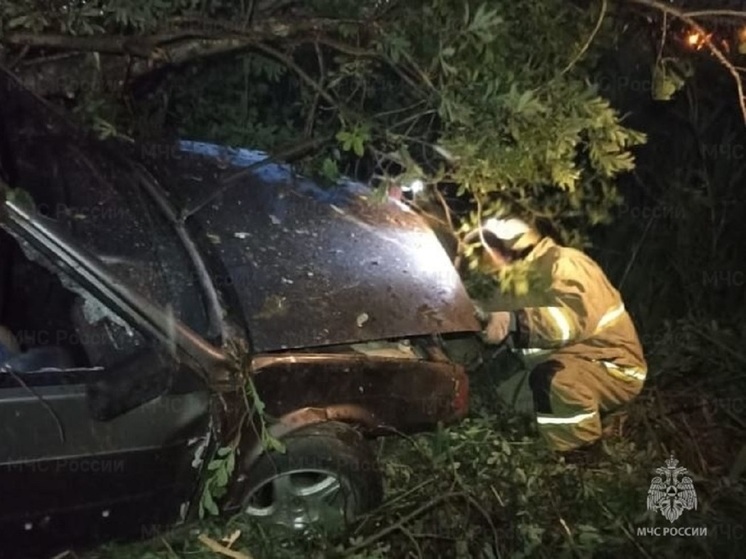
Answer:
[{"left": 0, "top": 66, "right": 479, "bottom": 557}]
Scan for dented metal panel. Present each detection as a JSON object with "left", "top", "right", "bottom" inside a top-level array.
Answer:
[{"left": 146, "top": 141, "right": 481, "bottom": 352}]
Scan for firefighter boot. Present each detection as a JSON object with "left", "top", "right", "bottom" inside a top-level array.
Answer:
[
  {"left": 600, "top": 410, "right": 628, "bottom": 441},
  {"left": 561, "top": 439, "right": 608, "bottom": 466}
]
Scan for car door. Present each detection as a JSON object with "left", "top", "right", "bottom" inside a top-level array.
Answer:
[{"left": 0, "top": 205, "right": 214, "bottom": 557}]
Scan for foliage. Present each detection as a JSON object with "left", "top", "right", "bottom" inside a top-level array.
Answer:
[
  {"left": 2, "top": 1, "right": 746, "bottom": 558},
  {"left": 196, "top": 344, "right": 287, "bottom": 519},
  {"left": 247, "top": 377, "right": 287, "bottom": 455},
  {"left": 91, "top": 337, "right": 746, "bottom": 558},
  {"left": 199, "top": 446, "right": 236, "bottom": 518},
  {"left": 493, "top": 259, "right": 552, "bottom": 298},
  {"left": 197, "top": 372, "right": 322, "bottom": 521},
  {"left": 651, "top": 58, "right": 694, "bottom": 101},
  {"left": 1, "top": 0, "right": 647, "bottom": 254}
]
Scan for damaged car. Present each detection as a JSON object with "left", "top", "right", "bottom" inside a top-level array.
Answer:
[{"left": 0, "top": 66, "right": 480, "bottom": 558}]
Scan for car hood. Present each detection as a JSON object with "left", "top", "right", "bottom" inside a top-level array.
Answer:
[{"left": 147, "top": 141, "right": 480, "bottom": 352}]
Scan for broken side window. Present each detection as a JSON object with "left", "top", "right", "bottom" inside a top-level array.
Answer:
[
  {"left": 0, "top": 227, "right": 146, "bottom": 369},
  {"left": 0, "top": 89, "right": 211, "bottom": 339}
]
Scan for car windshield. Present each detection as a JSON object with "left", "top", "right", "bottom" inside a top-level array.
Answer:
[{"left": 0, "top": 81, "right": 211, "bottom": 338}]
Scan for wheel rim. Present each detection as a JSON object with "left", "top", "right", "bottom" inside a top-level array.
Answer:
[{"left": 244, "top": 468, "right": 356, "bottom": 531}]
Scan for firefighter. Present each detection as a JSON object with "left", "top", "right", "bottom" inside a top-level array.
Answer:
[{"left": 469, "top": 216, "right": 647, "bottom": 455}]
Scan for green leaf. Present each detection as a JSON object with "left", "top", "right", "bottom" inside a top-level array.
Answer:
[
  {"left": 336, "top": 124, "right": 369, "bottom": 156},
  {"left": 215, "top": 466, "right": 229, "bottom": 487},
  {"left": 514, "top": 467, "right": 527, "bottom": 483},
  {"left": 252, "top": 394, "right": 266, "bottom": 414},
  {"left": 353, "top": 136, "right": 365, "bottom": 157},
  {"left": 652, "top": 61, "right": 685, "bottom": 101},
  {"left": 501, "top": 439, "right": 512, "bottom": 456},
  {"left": 225, "top": 451, "right": 236, "bottom": 476},
  {"left": 336, "top": 130, "right": 354, "bottom": 151},
  {"left": 321, "top": 157, "right": 340, "bottom": 181},
  {"left": 338, "top": 22, "right": 359, "bottom": 39},
  {"left": 265, "top": 434, "right": 287, "bottom": 454},
  {"left": 7, "top": 15, "right": 30, "bottom": 28},
  {"left": 200, "top": 488, "right": 219, "bottom": 517}
]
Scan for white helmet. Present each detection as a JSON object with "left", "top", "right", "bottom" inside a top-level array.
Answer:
[
  {"left": 477, "top": 216, "right": 540, "bottom": 251},
  {"left": 482, "top": 217, "right": 530, "bottom": 241}
]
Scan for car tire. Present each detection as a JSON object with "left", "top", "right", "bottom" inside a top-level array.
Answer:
[{"left": 241, "top": 421, "right": 383, "bottom": 532}]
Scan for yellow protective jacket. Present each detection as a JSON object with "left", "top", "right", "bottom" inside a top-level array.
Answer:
[{"left": 506, "top": 237, "right": 647, "bottom": 378}]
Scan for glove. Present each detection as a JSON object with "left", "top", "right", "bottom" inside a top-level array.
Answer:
[{"left": 482, "top": 311, "right": 515, "bottom": 345}]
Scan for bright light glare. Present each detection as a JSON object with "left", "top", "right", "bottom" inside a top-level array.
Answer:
[
  {"left": 482, "top": 217, "right": 529, "bottom": 240},
  {"left": 409, "top": 233, "right": 458, "bottom": 289},
  {"left": 408, "top": 179, "right": 425, "bottom": 194},
  {"left": 484, "top": 217, "right": 499, "bottom": 231},
  {"left": 685, "top": 31, "right": 710, "bottom": 50}
]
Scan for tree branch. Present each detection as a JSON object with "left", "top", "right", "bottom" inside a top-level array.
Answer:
[
  {"left": 3, "top": 13, "right": 433, "bottom": 106},
  {"left": 304, "top": 41, "right": 326, "bottom": 137},
  {"left": 559, "top": 0, "right": 607, "bottom": 77},
  {"left": 2, "top": 18, "right": 368, "bottom": 59},
  {"left": 197, "top": 534, "right": 254, "bottom": 559},
  {"left": 252, "top": 41, "right": 340, "bottom": 112},
  {"left": 3, "top": 33, "right": 154, "bottom": 56},
  {"left": 685, "top": 10, "right": 746, "bottom": 20},
  {"left": 3, "top": 17, "right": 385, "bottom": 98},
  {"left": 160, "top": 16, "right": 364, "bottom": 39},
  {"left": 162, "top": 18, "right": 429, "bottom": 98},
  {"left": 627, "top": 0, "right": 746, "bottom": 124}
]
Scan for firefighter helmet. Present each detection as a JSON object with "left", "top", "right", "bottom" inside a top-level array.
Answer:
[{"left": 481, "top": 216, "right": 540, "bottom": 251}]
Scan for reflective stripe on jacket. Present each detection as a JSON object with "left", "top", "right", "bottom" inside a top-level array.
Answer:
[{"left": 510, "top": 238, "right": 647, "bottom": 375}]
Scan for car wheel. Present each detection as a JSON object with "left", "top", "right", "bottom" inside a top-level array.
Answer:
[{"left": 241, "top": 421, "right": 383, "bottom": 532}]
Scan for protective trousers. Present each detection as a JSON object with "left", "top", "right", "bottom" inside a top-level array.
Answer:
[{"left": 528, "top": 353, "right": 644, "bottom": 452}]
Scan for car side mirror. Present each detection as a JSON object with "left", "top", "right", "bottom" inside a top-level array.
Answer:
[{"left": 86, "top": 348, "right": 178, "bottom": 421}]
